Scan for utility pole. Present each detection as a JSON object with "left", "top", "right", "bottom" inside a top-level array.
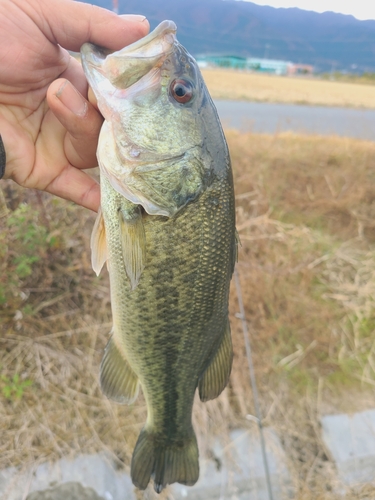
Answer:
[{"left": 113, "top": 0, "right": 118, "bottom": 14}]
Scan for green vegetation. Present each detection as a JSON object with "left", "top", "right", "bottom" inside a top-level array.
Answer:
[
  {"left": 1, "top": 203, "right": 57, "bottom": 308},
  {"left": 1, "top": 373, "right": 32, "bottom": 401}
]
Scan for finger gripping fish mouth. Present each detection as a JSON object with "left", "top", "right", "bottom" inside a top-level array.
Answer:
[
  {"left": 81, "top": 20, "right": 177, "bottom": 92},
  {"left": 112, "top": 19, "right": 177, "bottom": 58}
]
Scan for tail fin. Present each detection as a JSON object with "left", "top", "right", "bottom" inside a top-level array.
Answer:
[{"left": 131, "top": 428, "right": 199, "bottom": 493}]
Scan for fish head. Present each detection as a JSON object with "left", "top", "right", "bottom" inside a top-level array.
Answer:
[{"left": 81, "top": 21, "right": 229, "bottom": 216}]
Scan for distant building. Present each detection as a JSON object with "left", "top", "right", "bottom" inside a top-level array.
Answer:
[
  {"left": 288, "top": 63, "right": 314, "bottom": 75},
  {"left": 196, "top": 55, "right": 247, "bottom": 70},
  {"left": 246, "top": 58, "right": 292, "bottom": 75},
  {"left": 196, "top": 55, "right": 314, "bottom": 75}
]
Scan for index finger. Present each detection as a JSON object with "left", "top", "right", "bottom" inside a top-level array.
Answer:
[{"left": 38, "top": 0, "right": 149, "bottom": 51}]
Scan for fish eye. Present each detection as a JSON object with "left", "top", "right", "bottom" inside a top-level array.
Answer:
[{"left": 170, "top": 79, "right": 193, "bottom": 104}]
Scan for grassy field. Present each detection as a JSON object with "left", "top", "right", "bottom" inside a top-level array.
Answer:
[
  {"left": 202, "top": 68, "right": 375, "bottom": 108},
  {"left": 2, "top": 132, "right": 375, "bottom": 498}
]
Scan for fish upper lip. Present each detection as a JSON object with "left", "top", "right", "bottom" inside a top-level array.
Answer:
[
  {"left": 114, "top": 20, "right": 177, "bottom": 56},
  {"left": 81, "top": 20, "right": 177, "bottom": 68},
  {"left": 81, "top": 20, "right": 177, "bottom": 90}
]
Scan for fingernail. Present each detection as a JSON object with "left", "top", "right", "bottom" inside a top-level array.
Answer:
[
  {"left": 56, "top": 80, "right": 87, "bottom": 117},
  {"left": 119, "top": 14, "right": 147, "bottom": 22}
]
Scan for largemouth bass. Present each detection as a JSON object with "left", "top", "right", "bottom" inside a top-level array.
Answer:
[{"left": 81, "top": 20, "right": 236, "bottom": 494}]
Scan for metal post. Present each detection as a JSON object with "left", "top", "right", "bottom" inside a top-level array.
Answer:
[{"left": 234, "top": 267, "right": 274, "bottom": 500}]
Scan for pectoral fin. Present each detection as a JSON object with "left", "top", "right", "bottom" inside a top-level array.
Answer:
[
  {"left": 198, "top": 321, "right": 233, "bottom": 402},
  {"left": 91, "top": 208, "right": 107, "bottom": 276},
  {"left": 100, "top": 336, "right": 139, "bottom": 404},
  {"left": 119, "top": 203, "right": 146, "bottom": 290}
]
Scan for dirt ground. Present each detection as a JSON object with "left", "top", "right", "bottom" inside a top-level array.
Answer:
[{"left": 2, "top": 131, "right": 375, "bottom": 498}]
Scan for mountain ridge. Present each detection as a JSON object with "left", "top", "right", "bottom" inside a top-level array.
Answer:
[{"left": 83, "top": 0, "right": 375, "bottom": 72}]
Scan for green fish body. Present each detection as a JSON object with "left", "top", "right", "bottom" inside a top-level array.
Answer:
[{"left": 81, "top": 20, "right": 236, "bottom": 493}]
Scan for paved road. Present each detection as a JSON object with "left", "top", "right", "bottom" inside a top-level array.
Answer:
[{"left": 214, "top": 100, "right": 375, "bottom": 140}]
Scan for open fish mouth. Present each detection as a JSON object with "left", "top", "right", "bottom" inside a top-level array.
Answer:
[{"left": 81, "top": 20, "right": 177, "bottom": 90}]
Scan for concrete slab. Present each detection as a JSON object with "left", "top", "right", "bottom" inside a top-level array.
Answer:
[
  {"left": 0, "top": 427, "right": 294, "bottom": 500},
  {"left": 321, "top": 409, "right": 375, "bottom": 486},
  {"left": 172, "top": 428, "right": 294, "bottom": 499},
  {"left": 0, "top": 454, "right": 135, "bottom": 500},
  {"left": 26, "top": 482, "right": 105, "bottom": 500}
]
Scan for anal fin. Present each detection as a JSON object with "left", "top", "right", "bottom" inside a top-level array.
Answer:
[
  {"left": 198, "top": 321, "right": 233, "bottom": 402},
  {"left": 100, "top": 336, "right": 139, "bottom": 404}
]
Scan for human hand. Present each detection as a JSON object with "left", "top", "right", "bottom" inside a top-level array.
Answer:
[{"left": 0, "top": 0, "right": 149, "bottom": 211}]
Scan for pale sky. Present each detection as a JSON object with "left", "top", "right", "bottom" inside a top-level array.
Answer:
[{"left": 244, "top": 1, "right": 375, "bottom": 21}]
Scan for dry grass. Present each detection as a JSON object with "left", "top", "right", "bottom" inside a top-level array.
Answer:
[
  {"left": 2, "top": 132, "right": 375, "bottom": 498},
  {"left": 202, "top": 68, "right": 375, "bottom": 108},
  {"left": 229, "top": 131, "right": 375, "bottom": 498}
]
